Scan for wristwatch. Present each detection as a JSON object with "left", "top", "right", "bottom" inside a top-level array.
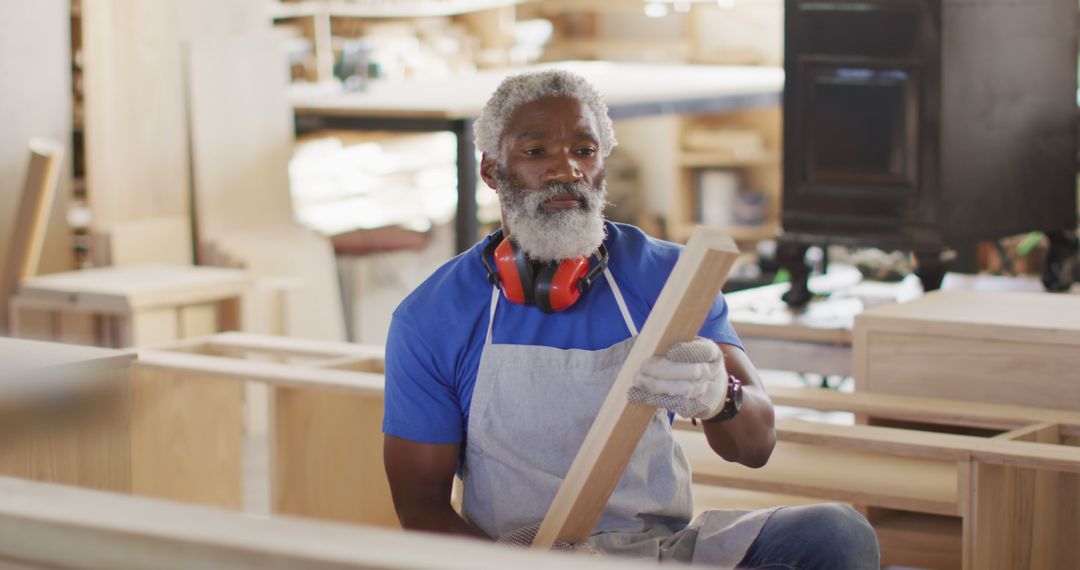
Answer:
[{"left": 704, "top": 374, "right": 743, "bottom": 423}]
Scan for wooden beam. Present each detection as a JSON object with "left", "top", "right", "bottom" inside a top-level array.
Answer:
[
  {"left": 532, "top": 226, "right": 739, "bottom": 548},
  {"left": 0, "top": 476, "right": 658, "bottom": 570},
  {"left": 1, "top": 139, "right": 64, "bottom": 334}
]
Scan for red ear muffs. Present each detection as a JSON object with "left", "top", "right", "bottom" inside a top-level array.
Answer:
[{"left": 482, "top": 230, "right": 607, "bottom": 314}]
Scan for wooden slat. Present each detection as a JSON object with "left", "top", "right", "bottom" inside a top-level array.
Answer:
[
  {"left": 135, "top": 351, "right": 384, "bottom": 395},
  {"left": 533, "top": 226, "right": 739, "bottom": 548},
  {"left": 676, "top": 430, "right": 960, "bottom": 516},
  {"left": 1, "top": 139, "right": 64, "bottom": 334},
  {"left": 768, "top": 386, "right": 1080, "bottom": 430}
]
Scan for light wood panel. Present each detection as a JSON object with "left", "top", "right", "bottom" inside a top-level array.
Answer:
[
  {"left": 81, "top": 0, "right": 267, "bottom": 234},
  {"left": 0, "top": 0, "right": 73, "bottom": 330},
  {"left": 272, "top": 387, "right": 398, "bottom": 528},
  {"left": 0, "top": 338, "right": 133, "bottom": 493},
  {"left": 863, "top": 331, "right": 1080, "bottom": 411},
  {"left": 185, "top": 35, "right": 295, "bottom": 244},
  {"left": 676, "top": 430, "right": 959, "bottom": 515},
  {"left": 0, "top": 476, "right": 655, "bottom": 570},
  {"left": 533, "top": 226, "right": 739, "bottom": 548},
  {"left": 130, "top": 364, "right": 244, "bottom": 509}
]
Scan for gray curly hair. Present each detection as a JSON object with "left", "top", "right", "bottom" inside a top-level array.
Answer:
[{"left": 474, "top": 69, "right": 618, "bottom": 163}]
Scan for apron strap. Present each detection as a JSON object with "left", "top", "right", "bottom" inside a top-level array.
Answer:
[
  {"left": 603, "top": 268, "right": 639, "bottom": 336},
  {"left": 486, "top": 268, "right": 639, "bottom": 344},
  {"left": 485, "top": 286, "right": 500, "bottom": 345}
]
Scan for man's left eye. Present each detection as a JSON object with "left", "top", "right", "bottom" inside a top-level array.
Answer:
[{"left": 576, "top": 148, "right": 597, "bottom": 156}]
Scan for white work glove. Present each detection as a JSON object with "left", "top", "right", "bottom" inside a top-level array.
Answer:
[
  {"left": 495, "top": 523, "right": 598, "bottom": 555},
  {"left": 628, "top": 336, "right": 728, "bottom": 420}
]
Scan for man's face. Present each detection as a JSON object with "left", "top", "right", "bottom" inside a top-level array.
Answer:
[{"left": 484, "top": 96, "right": 609, "bottom": 262}]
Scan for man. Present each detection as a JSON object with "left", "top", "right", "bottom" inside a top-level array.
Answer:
[{"left": 383, "top": 69, "right": 879, "bottom": 568}]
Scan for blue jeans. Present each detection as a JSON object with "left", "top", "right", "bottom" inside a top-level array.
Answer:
[{"left": 737, "top": 504, "right": 880, "bottom": 569}]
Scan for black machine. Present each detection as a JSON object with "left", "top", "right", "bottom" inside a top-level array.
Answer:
[{"left": 778, "top": 0, "right": 1079, "bottom": 306}]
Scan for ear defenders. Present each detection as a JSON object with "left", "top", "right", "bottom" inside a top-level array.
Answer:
[{"left": 481, "top": 229, "right": 608, "bottom": 314}]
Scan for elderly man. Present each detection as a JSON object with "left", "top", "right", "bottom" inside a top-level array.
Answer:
[{"left": 383, "top": 69, "right": 879, "bottom": 568}]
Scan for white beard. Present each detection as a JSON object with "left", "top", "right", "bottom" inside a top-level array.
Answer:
[{"left": 496, "top": 170, "right": 608, "bottom": 262}]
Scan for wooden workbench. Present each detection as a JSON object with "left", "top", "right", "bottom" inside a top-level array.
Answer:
[
  {"left": 727, "top": 267, "right": 1057, "bottom": 377},
  {"left": 9, "top": 264, "right": 251, "bottom": 348},
  {"left": 291, "top": 62, "right": 784, "bottom": 252}
]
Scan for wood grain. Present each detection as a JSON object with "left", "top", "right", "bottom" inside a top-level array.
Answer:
[
  {"left": 130, "top": 364, "right": 244, "bottom": 509},
  {"left": 532, "top": 226, "right": 739, "bottom": 548},
  {"left": 272, "top": 386, "right": 398, "bottom": 528}
]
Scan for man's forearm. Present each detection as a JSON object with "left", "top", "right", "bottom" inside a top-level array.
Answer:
[
  {"left": 399, "top": 503, "right": 489, "bottom": 539},
  {"left": 702, "top": 384, "right": 776, "bottom": 468}
]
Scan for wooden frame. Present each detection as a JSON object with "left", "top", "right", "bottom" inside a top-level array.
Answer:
[
  {"left": 133, "top": 333, "right": 394, "bottom": 527},
  {"left": 1, "top": 138, "right": 65, "bottom": 334},
  {"left": 679, "top": 386, "right": 1080, "bottom": 570},
  {"left": 532, "top": 226, "right": 739, "bottom": 548}
]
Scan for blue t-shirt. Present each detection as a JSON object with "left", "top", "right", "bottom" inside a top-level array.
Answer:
[{"left": 382, "top": 221, "right": 742, "bottom": 445}]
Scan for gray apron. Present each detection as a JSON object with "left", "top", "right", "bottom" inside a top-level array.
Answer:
[{"left": 462, "top": 269, "right": 777, "bottom": 567}]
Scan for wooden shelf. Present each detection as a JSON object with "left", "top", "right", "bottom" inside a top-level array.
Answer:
[
  {"left": 269, "top": 0, "right": 521, "bottom": 19},
  {"left": 678, "top": 151, "right": 778, "bottom": 169}
]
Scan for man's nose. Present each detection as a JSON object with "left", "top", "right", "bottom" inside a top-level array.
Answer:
[{"left": 545, "top": 152, "right": 584, "bottom": 184}]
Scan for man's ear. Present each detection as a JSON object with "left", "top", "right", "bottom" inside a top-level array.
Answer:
[{"left": 480, "top": 154, "right": 498, "bottom": 191}]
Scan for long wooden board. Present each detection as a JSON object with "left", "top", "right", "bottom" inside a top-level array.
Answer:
[
  {"left": 532, "top": 226, "right": 739, "bottom": 548},
  {"left": 0, "top": 476, "right": 658, "bottom": 570}
]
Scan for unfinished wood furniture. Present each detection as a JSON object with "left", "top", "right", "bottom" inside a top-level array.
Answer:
[
  {"left": 0, "top": 337, "right": 134, "bottom": 493},
  {"left": 132, "top": 332, "right": 395, "bottom": 528},
  {"left": 186, "top": 35, "right": 346, "bottom": 341},
  {"left": 292, "top": 62, "right": 783, "bottom": 253},
  {"left": 854, "top": 290, "right": 1080, "bottom": 411},
  {"left": 677, "top": 385, "right": 1080, "bottom": 570},
  {"left": 8, "top": 264, "right": 250, "bottom": 348},
  {"left": 0, "top": 139, "right": 65, "bottom": 334},
  {"left": 534, "top": 227, "right": 739, "bottom": 548},
  {"left": 0, "top": 476, "right": 654, "bottom": 570},
  {"left": 729, "top": 266, "right": 1059, "bottom": 378}
]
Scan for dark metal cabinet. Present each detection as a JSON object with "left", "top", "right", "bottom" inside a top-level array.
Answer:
[{"left": 779, "top": 0, "right": 1078, "bottom": 304}]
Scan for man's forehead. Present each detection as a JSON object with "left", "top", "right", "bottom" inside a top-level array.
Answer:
[{"left": 505, "top": 96, "right": 601, "bottom": 139}]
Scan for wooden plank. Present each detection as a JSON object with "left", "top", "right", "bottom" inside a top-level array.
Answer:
[
  {"left": 272, "top": 386, "right": 398, "bottom": 528},
  {"left": 873, "top": 510, "right": 962, "bottom": 570},
  {"left": 137, "top": 350, "right": 384, "bottom": 395},
  {"left": 676, "top": 430, "right": 960, "bottom": 516},
  {"left": 7, "top": 304, "right": 56, "bottom": 342},
  {"left": 185, "top": 36, "right": 295, "bottom": 244},
  {"left": 0, "top": 337, "right": 135, "bottom": 384},
  {"left": 208, "top": 226, "right": 346, "bottom": 341},
  {"left": 0, "top": 476, "right": 655, "bottom": 570},
  {"left": 103, "top": 216, "right": 193, "bottom": 266},
  {"left": 1, "top": 139, "right": 64, "bottom": 334},
  {"left": 204, "top": 332, "right": 384, "bottom": 360},
  {"left": 129, "top": 364, "right": 245, "bottom": 509},
  {"left": 179, "top": 303, "right": 219, "bottom": 339},
  {"left": 532, "top": 226, "right": 739, "bottom": 548},
  {"left": 768, "top": 386, "right": 1080, "bottom": 430},
  {"left": 0, "top": 0, "right": 73, "bottom": 336},
  {"left": 861, "top": 330, "right": 1080, "bottom": 412}
]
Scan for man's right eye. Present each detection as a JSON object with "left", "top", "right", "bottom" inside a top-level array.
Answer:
[{"left": 523, "top": 148, "right": 544, "bottom": 156}]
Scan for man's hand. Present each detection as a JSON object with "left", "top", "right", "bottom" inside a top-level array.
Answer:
[{"left": 628, "top": 336, "right": 728, "bottom": 420}]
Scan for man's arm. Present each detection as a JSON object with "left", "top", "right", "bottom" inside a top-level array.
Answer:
[
  {"left": 701, "top": 344, "right": 775, "bottom": 468},
  {"left": 383, "top": 435, "right": 488, "bottom": 538}
]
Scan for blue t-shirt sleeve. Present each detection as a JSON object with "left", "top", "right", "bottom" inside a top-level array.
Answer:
[
  {"left": 382, "top": 315, "right": 464, "bottom": 445},
  {"left": 698, "top": 291, "right": 743, "bottom": 350}
]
